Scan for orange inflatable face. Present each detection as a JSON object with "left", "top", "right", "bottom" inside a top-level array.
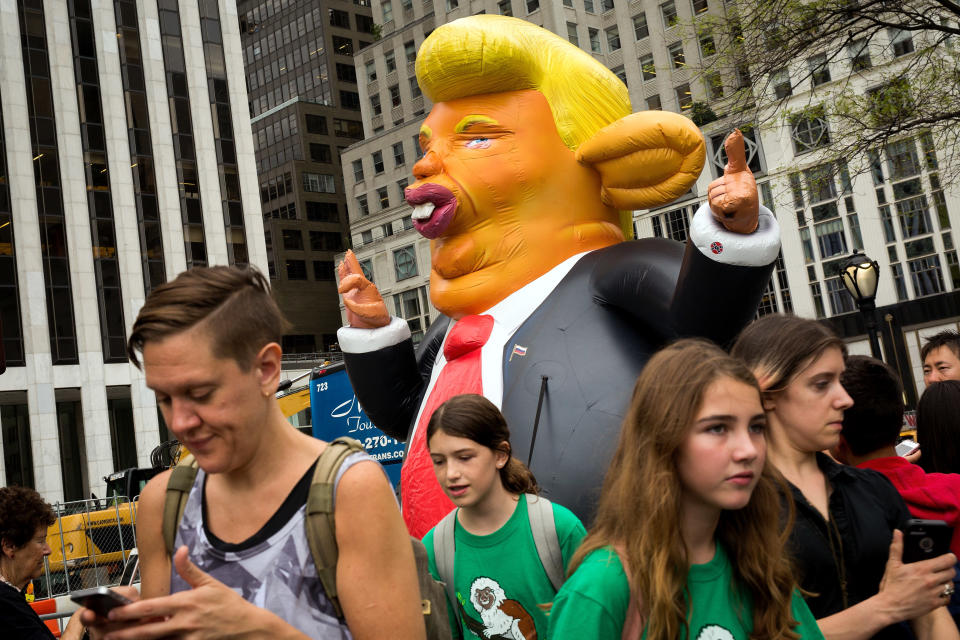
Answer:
[{"left": 406, "top": 89, "right": 623, "bottom": 318}]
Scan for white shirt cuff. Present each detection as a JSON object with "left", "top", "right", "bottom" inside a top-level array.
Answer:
[
  {"left": 689, "top": 202, "right": 781, "bottom": 267},
  {"left": 338, "top": 316, "right": 411, "bottom": 354}
]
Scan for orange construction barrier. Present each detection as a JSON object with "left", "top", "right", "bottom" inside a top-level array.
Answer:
[{"left": 29, "top": 598, "right": 62, "bottom": 638}]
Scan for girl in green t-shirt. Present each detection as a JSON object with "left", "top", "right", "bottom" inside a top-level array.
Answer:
[
  {"left": 423, "top": 394, "right": 587, "bottom": 640},
  {"left": 550, "top": 339, "right": 823, "bottom": 640}
]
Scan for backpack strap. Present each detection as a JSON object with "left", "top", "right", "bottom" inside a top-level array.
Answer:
[
  {"left": 525, "top": 494, "right": 564, "bottom": 591},
  {"left": 162, "top": 453, "right": 198, "bottom": 557},
  {"left": 433, "top": 508, "right": 459, "bottom": 618},
  {"left": 304, "top": 436, "right": 365, "bottom": 620}
]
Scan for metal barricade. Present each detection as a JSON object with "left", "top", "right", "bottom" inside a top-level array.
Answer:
[{"left": 35, "top": 497, "right": 138, "bottom": 599}]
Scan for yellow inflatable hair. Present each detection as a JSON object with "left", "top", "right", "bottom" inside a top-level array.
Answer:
[{"left": 416, "top": 15, "right": 631, "bottom": 151}]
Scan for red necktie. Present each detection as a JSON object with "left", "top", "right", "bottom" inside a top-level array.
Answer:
[{"left": 402, "top": 314, "right": 494, "bottom": 538}]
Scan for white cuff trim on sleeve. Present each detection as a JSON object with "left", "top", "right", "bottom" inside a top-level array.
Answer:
[
  {"left": 689, "top": 202, "right": 781, "bottom": 267},
  {"left": 337, "top": 316, "right": 411, "bottom": 354}
]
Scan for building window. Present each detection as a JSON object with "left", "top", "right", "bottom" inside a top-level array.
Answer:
[
  {"left": 310, "top": 143, "right": 332, "bottom": 163},
  {"left": 886, "top": 138, "right": 921, "bottom": 180},
  {"left": 646, "top": 94, "right": 662, "bottom": 110},
  {"left": 584, "top": 0, "right": 595, "bottom": 13},
  {"left": 606, "top": 26, "right": 621, "bottom": 51},
  {"left": 808, "top": 53, "right": 831, "bottom": 86},
  {"left": 633, "top": 13, "right": 649, "bottom": 40},
  {"left": 389, "top": 85, "right": 401, "bottom": 107},
  {"left": 394, "top": 245, "right": 418, "bottom": 280},
  {"left": 282, "top": 228, "right": 304, "bottom": 250},
  {"left": 772, "top": 68, "right": 792, "bottom": 99},
  {"left": 306, "top": 114, "right": 328, "bottom": 134},
  {"left": 382, "top": 0, "right": 393, "bottom": 22},
  {"left": 849, "top": 38, "right": 871, "bottom": 71},
  {"left": 370, "top": 93, "right": 382, "bottom": 116},
  {"left": 588, "top": 28, "right": 601, "bottom": 53},
  {"left": 397, "top": 178, "right": 409, "bottom": 200},
  {"left": 706, "top": 73, "right": 723, "bottom": 99},
  {"left": 403, "top": 215, "right": 414, "bottom": 230},
  {"left": 661, "top": 1, "right": 678, "bottom": 28},
  {"left": 313, "top": 260, "right": 335, "bottom": 280},
  {"left": 336, "top": 63, "right": 358, "bottom": 84},
  {"left": 641, "top": 54, "right": 656, "bottom": 80},
  {"left": 498, "top": 0, "right": 513, "bottom": 14},
  {"left": 567, "top": 22, "right": 579, "bottom": 46},
  {"left": 909, "top": 254, "right": 945, "bottom": 296},
  {"left": 893, "top": 178, "right": 932, "bottom": 238},
  {"left": 357, "top": 195, "right": 369, "bottom": 216},
  {"left": 601, "top": 0, "right": 614, "bottom": 10},
  {"left": 303, "top": 172, "right": 336, "bottom": 193},
  {"left": 447, "top": 0, "right": 459, "bottom": 9},
  {"left": 377, "top": 186, "right": 390, "bottom": 209},
  {"left": 613, "top": 66, "right": 627, "bottom": 86},
  {"left": 690, "top": 27, "right": 713, "bottom": 55},
  {"left": 353, "top": 159, "right": 365, "bottom": 182},
  {"left": 791, "top": 109, "right": 830, "bottom": 154},
  {"left": 360, "top": 259, "right": 374, "bottom": 282},
  {"left": 334, "top": 118, "right": 364, "bottom": 139},
  {"left": 329, "top": 9, "right": 350, "bottom": 28},
  {"left": 691, "top": 0, "right": 708, "bottom": 13},
  {"left": 286, "top": 260, "right": 307, "bottom": 280},
  {"left": 385, "top": 49, "right": 397, "bottom": 73},
  {"left": 365, "top": 59, "right": 377, "bottom": 82},
  {"left": 306, "top": 201, "right": 339, "bottom": 222},
  {"left": 332, "top": 36, "right": 354, "bottom": 55},
  {"left": 890, "top": 28, "right": 914, "bottom": 57},
  {"left": 2, "top": 401, "right": 34, "bottom": 488},
  {"left": 709, "top": 127, "right": 762, "bottom": 178},
  {"left": 675, "top": 83, "right": 692, "bottom": 111},
  {"left": 526, "top": 0, "right": 540, "bottom": 13},
  {"left": 404, "top": 40, "right": 416, "bottom": 63},
  {"left": 382, "top": 222, "right": 394, "bottom": 238},
  {"left": 361, "top": 230, "right": 373, "bottom": 244},
  {"left": 393, "top": 141, "right": 406, "bottom": 167},
  {"left": 340, "top": 91, "right": 360, "bottom": 110},
  {"left": 668, "top": 42, "right": 685, "bottom": 68},
  {"left": 409, "top": 76, "right": 422, "bottom": 98},
  {"left": 373, "top": 151, "right": 385, "bottom": 173}
]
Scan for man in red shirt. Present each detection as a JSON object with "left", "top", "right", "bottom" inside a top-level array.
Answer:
[{"left": 833, "top": 355, "right": 960, "bottom": 556}]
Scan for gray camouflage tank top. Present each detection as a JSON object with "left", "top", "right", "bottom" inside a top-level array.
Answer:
[{"left": 170, "top": 451, "right": 373, "bottom": 639}]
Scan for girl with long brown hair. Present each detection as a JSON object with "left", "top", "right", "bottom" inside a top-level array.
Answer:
[
  {"left": 422, "top": 394, "right": 586, "bottom": 640},
  {"left": 733, "top": 314, "right": 957, "bottom": 640},
  {"left": 550, "top": 339, "right": 821, "bottom": 639}
]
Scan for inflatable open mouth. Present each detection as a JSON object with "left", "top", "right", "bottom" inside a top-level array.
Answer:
[{"left": 406, "top": 183, "right": 458, "bottom": 239}]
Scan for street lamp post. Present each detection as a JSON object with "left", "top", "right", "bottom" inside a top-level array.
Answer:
[{"left": 840, "top": 250, "right": 882, "bottom": 360}]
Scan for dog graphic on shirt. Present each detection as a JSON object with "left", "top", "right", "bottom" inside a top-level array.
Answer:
[{"left": 466, "top": 576, "right": 536, "bottom": 640}]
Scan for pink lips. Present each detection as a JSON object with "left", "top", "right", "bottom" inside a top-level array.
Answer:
[
  {"left": 727, "top": 472, "right": 755, "bottom": 486},
  {"left": 405, "top": 183, "right": 458, "bottom": 239}
]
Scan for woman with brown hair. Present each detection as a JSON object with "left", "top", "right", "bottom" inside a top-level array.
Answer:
[
  {"left": 422, "top": 394, "right": 586, "bottom": 640},
  {"left": 550, "top": 339, "right": 821, "bottom": 639},
  {"left": 733, "top": 314, "right": 957, "bottom": 640}
]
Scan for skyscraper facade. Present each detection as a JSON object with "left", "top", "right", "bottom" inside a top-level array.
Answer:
[
  {"left": 0, "top": 0, "right": 264, "bottom": 501},
  {"left": 238, "top": 0, "right": 374, "bottom": 355}
]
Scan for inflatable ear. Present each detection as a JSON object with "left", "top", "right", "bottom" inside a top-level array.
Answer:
[{"left": 576, "top": 110, "right": 705, "bottom": 210}]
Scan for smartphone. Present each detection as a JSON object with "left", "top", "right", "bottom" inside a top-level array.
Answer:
[
  {"left": 902, "top": 519, "right": 953, "bottom": 563},
  {"left": 896, "top": 439, "right": 920, "bottom": 457},
  {"left": 70, "top": 586, "right": 133, "bottom": 617}
]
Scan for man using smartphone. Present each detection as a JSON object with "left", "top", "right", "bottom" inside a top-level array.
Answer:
[
  {"left": 834, "top": 355, "right": 960, "bottom": 559},
  {"left": 81, "top": 267, "right": 425, "bottom": 640}
]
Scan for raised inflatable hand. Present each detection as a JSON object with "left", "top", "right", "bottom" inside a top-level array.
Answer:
[
  {"left": 707, "top": 129, "right": 759, "bottom": 234},
  {"left": 576, "top": 110, "right": 706, "bottom": 211},
  {"left": 337, "top": 250, "right": 390, "bottom": 329}
]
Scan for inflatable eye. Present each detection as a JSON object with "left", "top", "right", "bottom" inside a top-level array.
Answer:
[{"left": 465, "top": 137, "right": 491, "bottom": 149}]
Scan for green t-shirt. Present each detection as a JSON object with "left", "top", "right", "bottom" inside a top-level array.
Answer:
[
  {"left": 423, "top": 496, "right": 586, "bottom": 640},
  {"left": 549, "top": 545, "right": 825, "bottom": 640}
]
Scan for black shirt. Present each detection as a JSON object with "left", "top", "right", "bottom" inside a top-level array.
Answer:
[
  {"left": 785, "top": 453, "right": 911, "bottom": 639},
  {"left": 0, "top": 581, "right": 56, "bottom": 640}
]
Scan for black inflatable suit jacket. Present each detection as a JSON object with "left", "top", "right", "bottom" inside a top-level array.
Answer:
[{"left": 343, "top": 237, "right": 774, "bottom": 525}]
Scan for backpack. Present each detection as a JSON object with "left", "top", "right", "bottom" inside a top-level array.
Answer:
[
  {"left": 162, "top": 436, "right": 451, "bottom": 640},
  {"left": 432, "top": 494, "right": 566, "bottom": 636}
]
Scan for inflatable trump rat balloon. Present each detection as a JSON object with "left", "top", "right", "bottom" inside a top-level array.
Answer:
[{"left": 337, "top": 15, "right": 778, "bottom": 538}]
